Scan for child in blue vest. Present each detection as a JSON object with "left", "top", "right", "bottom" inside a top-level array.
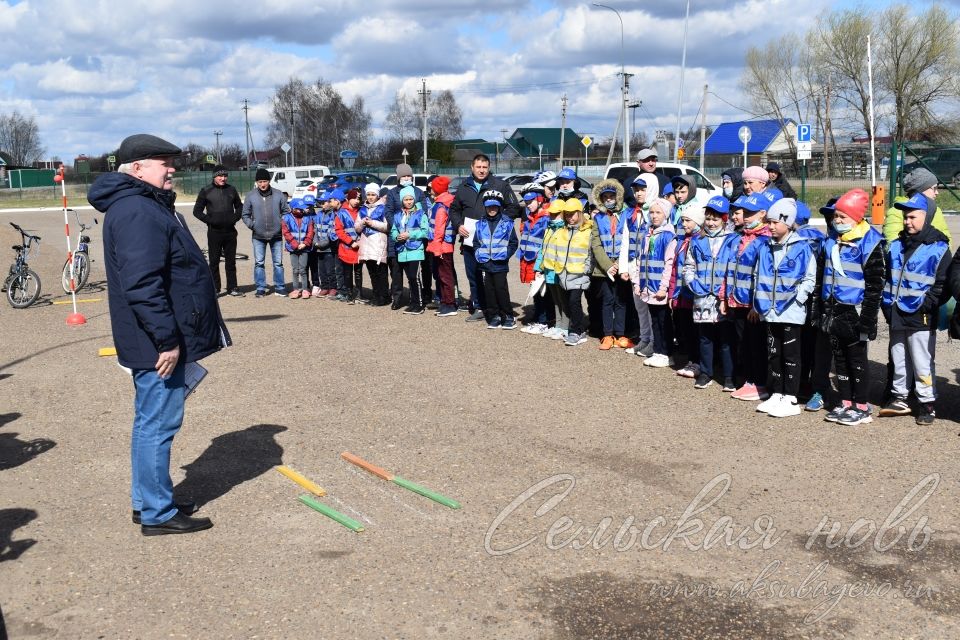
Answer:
[
  {"left": 301, "top": 194, "right": 322, "bottom": 297},
  {"left": 683, "top": 201, "right": 737, "bottom": 390},
  {"left": 281, "top": 198, "right": 315, "bottom": 298},
  {"left": 390, "top": 186, "right": 429, "bottom": 314},
  {"left": 813, "top": 189, "right": 885, "bottom": 426},
  {"left": 326, "top": 189, "right": 347, "bottom": 300},
  {"left": 879, "top": 192, "right": 950, "bottom": 425},
  {"left": 630, "top": 198, "right": 676, "bottom": 367},
  {"left": 474, "top": 189, "right": 520, "bottom": 329},
  {"left": 313, "top": 192, "right": 338, "bottom": 297},
  {"left": 590, "top": 180, "right": 630, "bottom": 349},
  {"left": 517, "top": 183, "right": 554, "bottom": 334},
  {"left": 793, "top": 200, "right": 829, "bottom": 406},
  {"left": 753, "top": 199, "right": 817, "bottom": 418}
]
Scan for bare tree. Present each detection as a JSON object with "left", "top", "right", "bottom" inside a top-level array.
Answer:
[
  {"left": 429, "top": 90, "right": 464, "bottom": 141},
  {"left": 0, "top": 111, "right": 45, "bottom": 166},
  {"left": 878, "top": 3, "right": 960, "bottom": 143},
  {"left": 384, "top": 91, "right": 418, "bottom": 143},
  {"left": 384, "top": 88, "right": 464, "bottom": 143}
]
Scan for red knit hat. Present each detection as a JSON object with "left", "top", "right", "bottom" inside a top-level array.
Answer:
[
  {"left": 835, "top": 188, "right": 869, "bottom": 222},
  {"left": 345, "top": 188, "right": 360, "bottom": 201},
  {"left": 430, "top": 176, "right": 450, "bottom": 194}
]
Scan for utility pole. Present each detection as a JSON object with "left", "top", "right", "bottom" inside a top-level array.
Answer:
[
  {"left": 500, "top": 128, "right": 508, "bottom": 171},
  {"left": 699, "top": 84, "right": 707, "bottom": 173},
  {"left": 288, "top": 104, "right": 297, "bottom": 166},
  {"left": 824, "top": 82, "right": 832, "bottom": 178},
  {"left": 213, "top": 130, "right": 223, "bottom": 164},
  {"left": 418, "top": 78, "right": 431, "bottom": 173},
  {"left": 623, "top": 73, "right": 633, "bottom": 162},
  {"left": 242, "top": 99, "right": 256, "bottom": 172},
  {"left": 673, "top": 0, "right": 692, "bottom": 162},
  {"left": 559, "top": 94, "right": 567, "bottom": 168}
]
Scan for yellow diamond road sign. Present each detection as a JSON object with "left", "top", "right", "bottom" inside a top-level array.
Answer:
[{"left": 581, "top": 136, "right": 592, "bottom": 147}]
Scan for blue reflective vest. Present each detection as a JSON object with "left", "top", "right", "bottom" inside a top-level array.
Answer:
[
  {"left": 617, "top": 207, "right": 645, "bottom": 261},
  {"left": 518, "top": 213, "right": 550, "bottom": 262},
  {"left": 592, "top": 210, "right": 621, "bottom": 259},
  {"left": 282, "top": 213, "right": 312, "bottom": 252},
  {"left": 315, "top": 210, "right": 336, "bottom": 243},
  {"left": 429, "top": 201, "right": 455, "bottom": 244},
  {"left": 359, "top": 204, "right": 386, "bottom": 237},
  {"left": 687, "top": 234, "right": 737, "bottom": 298},
  {"left": 753, "top": 239, "right": 813, "bottom": 315},
  {"left": 795, "top": 224, "right": 827, "bottom": 252},
  {"left": 336, "top": 209, "right": 358, "bottom": 242},
  {"left": 730, "top": 235, "right": 771, "bottom": 305},
  {"left": 822, "top": 228, "right": 883, "bottom": 306},
  {"left": 637, "top": 228, "right": 676, "bottom": 293},
  {"left": 882, "top": 240, "right": 948, "bottom": 313},
  {"left": 475, "top": 216, "right": 515, "bottom": 263},
  {"left": 671, "top": 236, "right": 695, "bottom": 301},
  {"left": 393, "top": 209, "right": 427, "bottom": 252}
]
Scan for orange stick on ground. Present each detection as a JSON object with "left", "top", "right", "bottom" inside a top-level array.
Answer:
[{"left": 340, "top": 452, "right": 393, "bottom": 481}]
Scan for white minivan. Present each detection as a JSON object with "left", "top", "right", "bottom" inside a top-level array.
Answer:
[
  {"left": 268, "top": 165, "right": 331, "bottom": 196},
  {"left": 603, "top": 162, "right": 722, "bottom": 202}
]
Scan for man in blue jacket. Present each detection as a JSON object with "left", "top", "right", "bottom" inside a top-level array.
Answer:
[{"left": 88, "top": 133, "right": 231, "bottom": 536}]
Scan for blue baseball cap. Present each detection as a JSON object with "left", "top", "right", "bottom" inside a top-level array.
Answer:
[
  {"left": 318, "top": 190, "right": 331, "bottom": 201},
  {"left": 662, "top": 183, "right": 674, "bottom": 196},
  {"left": 739, "top": 194, "right": 768, "bottom": 213},
  {"left": 328, "top": 189, "right": 346, "bottom": 202},
  {"left": 522, "top": 192, "right": 540, "bottom": 202},
  {"left": 766, "top": 187, "right": 784, "bottom": 200},
  {"left": 894, "top": 192, "right": 930, "bottom": 212},
  {"left": 705, "top": 195, "right": 729, "bottom": 215},
  {"left": 795, "top": 201, "right": 811, "bottom": 225},
  {"left": 631, "top": 175, "right": 648, "bottom": 187},
  {"left": 819, "top": 198, "right": 838, "bottom": 216},
  {"left": 557, "top": 168, "right": 577, "bottom": 181},
  {"left": 758, "top": 190, "right": 781, "bottom": 207},
  {"left": 731, "top": 195, "right": 751, "bottom": 210},
  {"left": 302, "top": 194, "right": 317, "bottom": 206},
  {"left": 289, "top": 198, "right": 305, "bottom": 210},
  {"left": 484, "top": 199, "right": 503, "bottom": 208},
  {"left": 598, "top": 184, "right": 618, "bottom": 196}
]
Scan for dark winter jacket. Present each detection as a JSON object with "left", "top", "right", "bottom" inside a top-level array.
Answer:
[
  {"left": 947, "top": 245, "right": 960, "bottom": 338},
  {"left": 812, "top": 235, "right": 886, "bottom": 342},
  {"left": 242, "top": 186, "right": 289, "bottom": 240},
  {"left": 449, "top": 174, "right": 521, "bottom": 231},
  {"left": 88, "top": 172, "right": 231, "bottom": 370},
  {"left": 193, "top": 182, "right": 243, "bottom": 231},
  {"left": 884, "top": 196, "right": 950, "bottom": 332},
  {"left": 771, "top": 173, "right": 798, "bottom": 199},
  {"left": 721, "top": 167, "right": 744, "bottom": 202}
]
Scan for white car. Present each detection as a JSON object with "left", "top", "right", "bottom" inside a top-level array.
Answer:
[{"left": 603, "top": 162, "right": 722, "bottom": 201}]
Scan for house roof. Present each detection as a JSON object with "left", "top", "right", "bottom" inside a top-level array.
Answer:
[
  {"left": 699, "top": 119, "right": 794, "bottom": 155},
  {"left": 248, "top": 146, "right": 283, "bottom": 162},
  {"left": 508, "top": 128, "right": 582, "bottom": 157},
  {"left": 452, "top": 140, "right": 499, "bottom": 155}
]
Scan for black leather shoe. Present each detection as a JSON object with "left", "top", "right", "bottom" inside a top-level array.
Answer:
[
  {"left": 132, "top": 501, "right": 198, "bottom": 525},
  {"left": 141, "top": 511, "right": 213, "bottom": 536},
  {"left": 390, "top": 298, "right": 403, "bottom": 310}
]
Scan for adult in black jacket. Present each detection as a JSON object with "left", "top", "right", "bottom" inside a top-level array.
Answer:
[
  {"left": 766, "top": 162, "right": 798, "bottom": 199},
  {"left": 193, "top": 166, "right": 244, "bottom": 296},
  {"left": 449, "top": 154, "right": 520, "bottom": 320},
  {"left": 88, "top": 133, "right": 230, "bottom": 536}
]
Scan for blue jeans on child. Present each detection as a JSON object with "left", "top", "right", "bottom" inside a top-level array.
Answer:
[
  {"left": 252, "top": 237, "right": 285, "bottom": 293},
  {"left": 131, "top": 361, "right": 186, "bottom": 526}
]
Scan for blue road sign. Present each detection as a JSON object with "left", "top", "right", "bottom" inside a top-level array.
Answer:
[
  {"left": 797, "top": 124, "right": 812, "bottom": 143},
  {"left": 339, "top": 150, "right": 359, "bottom": 159}
]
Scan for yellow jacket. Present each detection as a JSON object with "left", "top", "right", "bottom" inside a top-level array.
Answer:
[
  {"left": 883, "top": 196, "right": 951, "bottom": 244},
  {"left": 542, "top": 219, "right": 594, "bottom": 274}
]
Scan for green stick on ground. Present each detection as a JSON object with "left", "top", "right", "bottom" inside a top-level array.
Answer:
[
  {"left": 298, "top": 495, "right": 365, "bottom": 532},
  {"left": 392, "top": 476, "right": 461, "bottom": 510}
]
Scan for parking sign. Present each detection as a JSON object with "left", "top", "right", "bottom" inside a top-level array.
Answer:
[{"left": 797, "top": 124, "right": 811, "bottom": 143}]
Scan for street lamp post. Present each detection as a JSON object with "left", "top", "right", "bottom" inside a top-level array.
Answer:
[
  {"left": 592, "top": 3, "right": 628, "bottom": 162},
  {"left": 673, "top": 0, "right": 691, "bottom": 162}
]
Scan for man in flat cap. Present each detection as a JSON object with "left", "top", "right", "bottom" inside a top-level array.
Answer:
[
  {"left": 88, "top": 133, "right": 230, "bottom": 536},
  {"left": 193, "top": 165, "right": 244, "bottom": 297}
]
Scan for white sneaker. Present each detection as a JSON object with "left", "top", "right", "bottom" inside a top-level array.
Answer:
[
  {"left": 522, "top": 323, "right": 545, "bottom": 335},
  {"left": 541, "top": 326, "right": 559, "bottom": 339},
  {"left": 756, "top": 393, "right": 784, "bottom": 414},
  {"left": 767, "top": 395, "right": 801, "bottom": 418},
  {"left": 550, "top": 327, "right": 568, "bottom": 340},
  {"left": 643, "top": 354, "right": 670, "bottom": 368}
]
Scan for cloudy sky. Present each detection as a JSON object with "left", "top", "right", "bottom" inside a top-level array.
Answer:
[{"left": 0, "top": 0, "right": 931, "bottom": 163}]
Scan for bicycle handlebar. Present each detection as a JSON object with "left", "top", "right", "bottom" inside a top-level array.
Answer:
[{"left": 9, "top": 222, "right": 41, "bottom": 242}]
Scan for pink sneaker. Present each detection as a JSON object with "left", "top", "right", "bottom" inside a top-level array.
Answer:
[
  {"left": 326, "top": 288, "right": 338, "bottom": 299},
  {"left": 318, "top": 289, "right": 330, "bottom": 296},
  {"left": 731, "top": 383, "right": 760, "bottom": 401},
  {"left": 288, "top": 289, "right": 301, "bottom": 299},
  {"left": 301, "top": 289, "right": 311, "bottom": 299}
]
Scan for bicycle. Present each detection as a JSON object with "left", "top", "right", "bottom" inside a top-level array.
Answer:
[
  {"left": 61, "top": 208, "right": 98, "bottom": 293},
  {"left": 5, "top": 222, "right": 42, "bottom": 308}
]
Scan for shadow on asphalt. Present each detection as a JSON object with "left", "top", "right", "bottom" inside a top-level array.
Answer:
[
  {"left": 0, "top": 601, "right": 7, "bottom": 640},
  {"left": 223, "top": 314, "right": 288, "bottom": 323},
  {"left": 530, "top": 570, "right": 855, "bottom": 639},
  {"left": 0, "top": 413, "right": 56, "bottom": 472},
  {"left": 0, "top": 334, "right": 106, "bottom": 372},
  {"left": 0, "top": 508, "right": 38, "bottom": 563},
  {"left": 175, "top": 424, "right": 286, "bottom": 507}
]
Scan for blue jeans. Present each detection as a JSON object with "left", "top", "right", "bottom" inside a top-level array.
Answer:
[
  {"left": 252, "top": 237, "right": 285, "bottom": 292},
  {"left": 131, "top": 362, "right": 185, "bottom": 525},
  {"left": 462, "top": 246, "right": 485, "bottom": 312}
]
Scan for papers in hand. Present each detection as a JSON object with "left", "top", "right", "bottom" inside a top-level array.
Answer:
[
  {"left": 461, "top": 218, "right": 478, "bottom": 247},
  {"left": 525, "top": 272, "right": 546, "bottom": 303}
]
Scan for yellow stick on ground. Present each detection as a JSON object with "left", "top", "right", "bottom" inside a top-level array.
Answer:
[
  {"left": 275, "top": 465, "right": 327, "bottom": 496},
  {"left": 53, "top": 298, "right": 103, "bottom": 305},
  {"left": 98, "top": 347, "right": 117, "bottom": 357}
]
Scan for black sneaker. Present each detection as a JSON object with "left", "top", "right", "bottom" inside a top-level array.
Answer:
[
  {"left": 879, "top": 396, "right": 911, "bottom": 417},
  {"left": 254, "top": 290, "right": 266, "bottom": 298},
  {"left": 824, "top": 405, "right": 847, "bottom": 423},
  {"left": 916, "top": 403, "right": 936, "bottom": 425},
  {"left": 722, "top": 377, "right": 736, "bottom": 392},
  {"left": 403, "top": 305, "right": 425, "bottom": 315},
  {"left": 391, "top": 298, "right": 403, "bottom": 310},
  {"left": 837, "top": 407, "right": 873, "bottom": 426},
  {"left": 228, "top": 289, "right": 245, "bottom": 297},
  {"left": 694, "top": 373, "right": 713, "bottom": 389}
]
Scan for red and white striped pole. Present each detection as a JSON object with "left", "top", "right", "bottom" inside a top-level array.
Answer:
[{"left": 56, "top": 165, "right": 85, "bottom": 325}]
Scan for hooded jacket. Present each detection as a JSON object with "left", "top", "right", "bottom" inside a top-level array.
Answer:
[
  {"left": 88, "top": 172, "right": 230, "bottom": 370},
  {"left": 589, "top": 179, "right": 625, "bottom": 276},
  {"left": 242, "top": 186, "right": 289, "bottom": 240},
  {"left": 721, "top": 168, "right": 744, "bottom": 202},
  {"left": 884, "top": 195, "right": 950, "bottom": 331},
  {"left": 671, "top": 175, "right": 698, "bottom": 227},
  {"left": 427, "top": 191, "right": 456, "bottom": 256}
]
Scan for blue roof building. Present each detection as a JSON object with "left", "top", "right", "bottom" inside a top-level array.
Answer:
[{"left": 698, "top": 119, "right": 801, "bottom": 168}]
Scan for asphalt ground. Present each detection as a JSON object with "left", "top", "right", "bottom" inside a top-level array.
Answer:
[{"left": 2, "top": 206, "right": 960, "bottom": 639}]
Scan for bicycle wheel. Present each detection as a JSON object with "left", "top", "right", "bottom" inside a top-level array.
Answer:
[
  {"left": 7, "top": 269, "right": 41, "bottom": 308},
  {"left": 61, "top": 253, "right": 90, "bottom": 293}
]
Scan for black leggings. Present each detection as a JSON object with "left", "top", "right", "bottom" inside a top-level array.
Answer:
[
  {"left": 649, "top": 305, "right": 673, "bottom": 356},
  {"left": 481, "top": 270, "right": 512, "bottom": 320},
  {"left": 402, "top": 260, "right": 423, "bottom": 308},
  {"left": 767, "top": 323, "right": 802, "bottom": 397},
  {"left": 734, "top": 308, "right": 768, "bottom": 386},
  {"left": 831, "top": 336, "right": 870, "bottom": 404}
]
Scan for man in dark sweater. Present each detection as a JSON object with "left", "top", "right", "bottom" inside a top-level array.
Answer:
[
  {"left": 448, "top": 154, "right": 521, "bottom": 321},
  {"left": 193, "top": 166, "right": 244, "bottom": 296}
]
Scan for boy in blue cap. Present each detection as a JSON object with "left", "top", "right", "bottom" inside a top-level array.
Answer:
[{"left": 473, "top": 189, "right": 519, "bottom": 329}]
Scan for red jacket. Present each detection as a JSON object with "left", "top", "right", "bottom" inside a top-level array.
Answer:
[
  {"left": 427, "top": 192, "right": 456, "bottom": 256},
  {"left": 335, "top": 205, "right": 361, "bottom": 264}
]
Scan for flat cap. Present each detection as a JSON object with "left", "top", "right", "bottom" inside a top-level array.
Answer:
[{"left": 117, "top": 134, "right": 182, "bottom": 164}]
